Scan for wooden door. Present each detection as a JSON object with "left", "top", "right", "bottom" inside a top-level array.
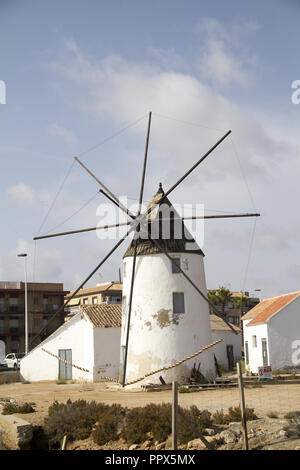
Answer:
[{"left": 58, "top": 349, "right": 72, "bottom": 380}]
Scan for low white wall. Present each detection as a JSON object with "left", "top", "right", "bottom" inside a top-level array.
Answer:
[
  {"left": 93, "top": 327, "right": 121, "bottom": 380},
  {"left": 211, "top": 330, "right": 242, "bottom": 370},
  {"left": 20, "top": 314, "right": 94, "bottom": 382}
]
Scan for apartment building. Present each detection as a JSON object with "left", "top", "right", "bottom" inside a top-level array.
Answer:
[
  {"left": 65, "top": 282, "right": 122, "bottom": 317},
  {"left": 0, "top": 281, "right": 69, "bottom": 353}
]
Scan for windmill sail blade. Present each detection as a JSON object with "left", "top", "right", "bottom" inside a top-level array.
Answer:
[
  {"left": 33, "top": 213, "right": 260, "bottom": 241},
  {"left": 122, "top": 111, "right": 152, "bottom": 386},
  {"left": 74, "top": 156, "right": 136, "bottom": 219},
  {"left": 30, "top": 224, "right": 136, "bottom": 348}
]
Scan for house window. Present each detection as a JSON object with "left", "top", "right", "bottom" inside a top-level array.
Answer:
[
  {"left": 83, "top": 298, "right": 88, "bottom": 305},
  {"left": 173, "top": 292, "right": 185, "bottom": 314},
  {"left": 245, "top": 341, "right": 249, "bottom": 365},
  {"left": 172, "top": 258, "right": 181, "bottom": 274},
  {"left": 92, "top": 297, "right": 98, "bottom": 305},
  {"left": 252, "top": 335, "right": 257, "bottom": 348}
]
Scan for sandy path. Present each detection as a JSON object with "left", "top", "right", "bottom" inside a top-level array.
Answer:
[{"left": 1, "top": 380, "right": 299, "bottom": 426}]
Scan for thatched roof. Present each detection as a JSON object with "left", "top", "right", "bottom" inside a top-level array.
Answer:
[{"left": 123, "top": 184, "right": 204, "bottom": 258}]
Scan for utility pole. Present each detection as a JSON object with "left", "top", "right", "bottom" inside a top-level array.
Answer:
[
  {"left": 237, "top": 361, "right": 249, "bottom": 450},
  {"left": 18, "top": 253, "right": 28, "bottom": 355}
]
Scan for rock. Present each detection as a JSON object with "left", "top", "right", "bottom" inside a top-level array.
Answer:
[
  {"left": 219, "top": 430, "right": 238, "bottom": 444},
  {"left": 155, "top": 442, "right": 166, "bottom": 450},
  {"left": 204, "top": 428, "right": 216, "bottom": 436},
  {"left": 0, "top": 412, "right": 33, "bottom": 449},
  {"left": 140, "top": 440, "right": 152, "bottom": 450},
  {"left": 278, "top": 429, "right": 288, "bottom": 437},
  {"left": 164, "top": 434, "right": 173, "bottom": 450},
  {"left": 129, "top": 444, "right": 139, "bottom": 450},
  {"left": 186, "top": 438, "right": 207, "bottom": 450}
]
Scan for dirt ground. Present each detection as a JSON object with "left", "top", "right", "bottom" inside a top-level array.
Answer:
[{"left": 0, "top": 380, "right": 300, "bottom": 429}]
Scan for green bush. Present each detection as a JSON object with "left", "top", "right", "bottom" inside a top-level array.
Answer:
[
  {"left": 123, "top": 403, "right": 212, "bottom": 445},
  {"left": 2, "top": 402, "right": 36, "bottom": 415},
  {"left": 212, "top": 406, "right": 258, "bottom": 425},
  {"left": 44, "top": 400, "right": 125, "bottom": 446}
]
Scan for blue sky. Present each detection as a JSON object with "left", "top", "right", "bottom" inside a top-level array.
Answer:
[{"left": 1, "top": 0, "right": 300, "bottom": 299}]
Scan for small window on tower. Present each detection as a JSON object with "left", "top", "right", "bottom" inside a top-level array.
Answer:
[
  {"left": 172, "top": 257, "right": 181, "bottom": 274},
  {"left": 173, "top": 292, "right": 185, "bottom": 314}
]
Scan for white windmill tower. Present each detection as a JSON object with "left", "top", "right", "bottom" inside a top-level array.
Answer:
[
  {"left": 33, "top": 112, "right": 259, "bottom": 387},
  {"left": 120, "top": 183, "right": 215, "bottom": 385}
]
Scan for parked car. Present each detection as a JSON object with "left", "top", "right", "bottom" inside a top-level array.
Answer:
[{"left": 4, "top": 353, "right": 25, "bottom": 369}]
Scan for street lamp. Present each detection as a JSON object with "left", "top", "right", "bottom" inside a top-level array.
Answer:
[{"left": 17, "top": 253, "right": 28, "bottom": 355}]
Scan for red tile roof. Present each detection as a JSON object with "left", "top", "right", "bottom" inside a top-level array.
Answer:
[
  {"left": 243, "top": 291, "right": 300, "bottom": 326},
  {"left": 81, "top": 304, "right": 122, "bottom": 328}
]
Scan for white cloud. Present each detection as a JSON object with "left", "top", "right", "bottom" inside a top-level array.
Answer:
[
  {"left": 48, "top": 123, "right": 77, "bottom": 145},
  {"left": 198, "top": 39, "right": 252, "bottom": 87},
  {"left": 7, "top": 183, "right": 37, "bottom": 208},
  {"left": 196, "top": 17, "right": 258, "bottom": 87},
  {"left": 46, "top": 36, "right": 300, "bottom": 298}
]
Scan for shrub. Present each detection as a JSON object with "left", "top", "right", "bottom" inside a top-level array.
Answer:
[
  {"left": 284, "top": 411, "right": 300, "bottom": 420},
  {"left": 123, "top": 403, "right": 171, "bottom": 444},
  {"left": 2, "top": 401, "right": 35, "bottom": 415},
  {"left": 177, "top": 406, "right": 212, "bottom": 444},
  {"left": 212, "top": 406, "right": 258, "bottom": 425},
  {"left": 44, "top": 400, "right": 125, "bottom": 447},
  {"left": 123, "top": 403, "right": 212, "bottom": 445},
  {"left": 267, "top": 411, "right": 279, "bottom": 419}
]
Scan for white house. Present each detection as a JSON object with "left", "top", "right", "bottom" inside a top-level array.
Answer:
[
  {"left": 210, "top": 315, "right": 241, "bottom": 371},
  {"left": 20, "top": 304, "right": 121, "bottom": 382},
  {"left": 120, "top": 184, "right": 215, "bottom": 386},
  {"left": 242, "top": 291, "right": 300, "bottom": 374}
]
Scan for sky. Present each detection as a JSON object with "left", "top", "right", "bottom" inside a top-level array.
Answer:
[{"left": 1, "top": 0, "right": 300, "bottom": 299}]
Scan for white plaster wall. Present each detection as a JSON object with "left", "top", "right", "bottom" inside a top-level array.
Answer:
[
  {"left": 267, "top": 296, "right": 300, "bottom": 370},
  {"left": 121, "top": 253, "right": 215, "bottom": 385},
  {"left": 94, "top": 327, "right": 121, "bottom": 380},
  {"left": 211, "top": 330, "right": 242, "bottom": 370},
  {"left": 243, "top": 319, "right": 269, "bottom": 374},
  {"left": 20, "top": 314, "right": 94, "bottom": 382}
]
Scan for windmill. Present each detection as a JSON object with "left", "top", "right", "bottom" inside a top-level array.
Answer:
[{"left": 33, "top": 112, "right": 259, "bottom": 386}]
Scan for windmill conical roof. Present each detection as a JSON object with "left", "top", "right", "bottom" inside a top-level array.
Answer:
[{"left": 123, "top": 183, "right": 204, "bottom": 258}]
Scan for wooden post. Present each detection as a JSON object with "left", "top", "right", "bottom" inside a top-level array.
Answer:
[
  {"left": 61, "top": 435, "right": 67, "bottom": 450},
  {"left": 237, "top": 361, "right": 249, "bottom": 450},
  {"left": 172, "top": 381, "right": 178, "bottom": 450}
]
